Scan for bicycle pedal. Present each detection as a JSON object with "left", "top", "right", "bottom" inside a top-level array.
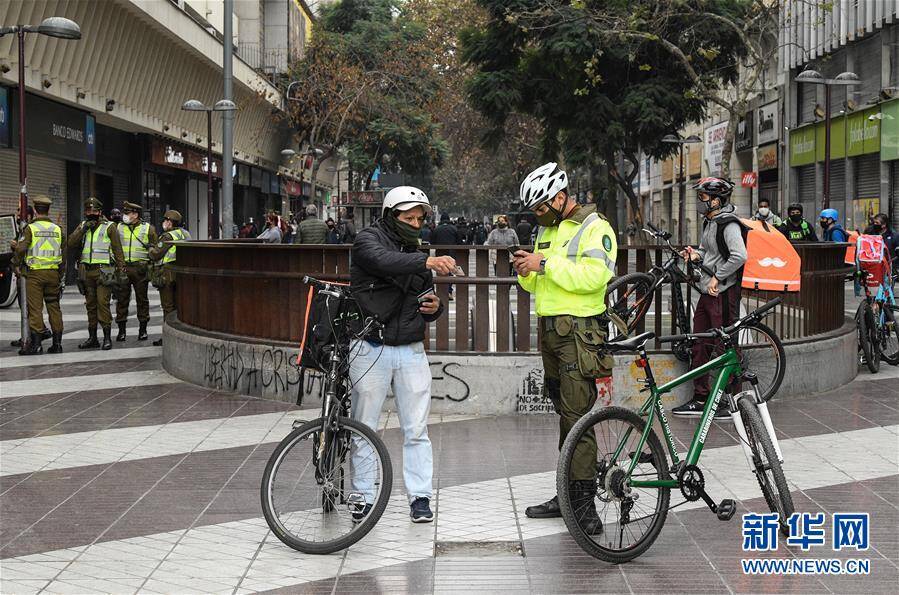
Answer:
[{"left": 716, "top": 499, "right": 736, "bottom": 521}]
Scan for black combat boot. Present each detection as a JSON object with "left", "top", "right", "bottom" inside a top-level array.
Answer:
[
  {"left": 78, "top": 327, "right": 100, "bottom": 349},
  {"left": 152, "top": 338, "right": 163, "bottom": 347},
  {"left": 138, "top": 321, "right": 148, "bottom": 341},
  {"left": 10, "top": 328, "right": 51, "bottom": 347},
  {"left": 47, "top": 332, "right": 63, "bottom": 354},
  {"left": 525, "top": 495, "right": 561, "bottom": 519},
  {"left": 116, "top": 321, "right": 127, "bottom": 342},
  {"left": 569, "top": 480, "right": 603, "bottom": 535},
  {"left": 101, "top": 326, "right": 113, "bottom": 351},
  {"left": 19, "top": 331, "right": 43, "bottom": 356}
]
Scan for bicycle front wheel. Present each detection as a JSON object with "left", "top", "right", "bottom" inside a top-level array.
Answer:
[
  {"left": 878, "top": 305, "right": 899, "bottom": 366},
  {"left": 606, "top": 273, "right": 655, "bottom": 336},
  {"left": 738, "top": 396, "right": 794, "bottom": 536},
  {"left": 735, "top": 322, "right": 785, "bottom": 402},
  {"left": 857, "top": 302, "right": 880, "bottom": 373},
  {"left": 261, "top": 416, "right": 393, "bottom": 554},
  {"left": 558, "top": 406, "right": 671, "bottom": 564}
]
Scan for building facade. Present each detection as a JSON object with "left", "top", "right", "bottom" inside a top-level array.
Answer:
[{"left": 0, "top": 0, "right": 320, "bottom": 244}]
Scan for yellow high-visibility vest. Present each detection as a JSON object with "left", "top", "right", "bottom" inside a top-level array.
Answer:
[{"left": 26, "top": 221, "right": 63, "bottom": 270}]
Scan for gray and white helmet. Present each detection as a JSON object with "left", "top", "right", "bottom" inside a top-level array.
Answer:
[{"left": 519, "top": 162, "right": 568, "bottom": 210}]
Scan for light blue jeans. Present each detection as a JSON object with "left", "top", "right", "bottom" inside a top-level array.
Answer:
[{"left": 349, "top": 339, "right": 433, "bottom": 503}]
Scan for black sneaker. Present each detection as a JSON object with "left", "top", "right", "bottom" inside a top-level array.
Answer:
[
  {"left": 713, "top": 404, "right": 732, "bottom": 421},
  {"left": 671, "top": 398, "right": 705, "bottom": 417},
  {"left": 351, "top": 503, "right": 373, "bottom": 524},
  {"left": 410, "top": 497, "right": 434, "bottom": 523}
]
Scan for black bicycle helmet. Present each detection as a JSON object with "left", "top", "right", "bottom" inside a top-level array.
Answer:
[
  {"left": 787, "top": 202, "right": 803, "bottom": 214},
  {"left": 691, "top": 177, "right": 735, "bottom": 200}
]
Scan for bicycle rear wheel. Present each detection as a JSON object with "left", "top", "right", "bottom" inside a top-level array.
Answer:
[
  {"left": 733, "top": 322, "right": 785, "bottom": 402},
  {"left": 857, "top": 302, "right": 879, "bottom": 373},
  {"left": 878, "top": 305, "right": 899, "bottom": 366},
  {"left": 606, "top": 273, "right": 655, "bottom": 337},
  {"left": 261, "top": 416, "right": 392, "bottom": 554},
  {"left": 558, "top": 406, "right": 670, "bottom": 564},
  {"left": 738, "top": 396, "right": 794, "bottom": 536}
]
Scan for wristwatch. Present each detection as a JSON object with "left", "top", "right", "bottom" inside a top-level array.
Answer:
[{"left": 539, "top": 258, "right": 547, "bottom": 274}]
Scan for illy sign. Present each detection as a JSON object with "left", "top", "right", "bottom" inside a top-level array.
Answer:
[{"left": 741, "top": 172, "right": 757, "bottom": 188}]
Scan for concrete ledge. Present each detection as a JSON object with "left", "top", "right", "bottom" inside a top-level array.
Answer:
[{"left": 162, "top": 317, "right": 857, "bottom": 415}]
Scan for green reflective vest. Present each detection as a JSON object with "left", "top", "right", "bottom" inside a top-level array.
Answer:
[
  {"left": 120, "top": 221, "right": 150, "bottom": 263},
  {"left": 26, "top": 220, "right": 63, "bottom": 270},
  {"left": 161, "top": 228, "right": 190, "bottom": 264},
  {"left": 81, "top": 221, "right": 113, "bottom": 264},
  {"left": 518, "top": 207, "right": 617, "bottom": 317}
]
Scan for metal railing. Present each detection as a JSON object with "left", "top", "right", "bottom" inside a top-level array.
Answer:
[{"left": 171, "top": 242, "right": 851, "bottom": 354}]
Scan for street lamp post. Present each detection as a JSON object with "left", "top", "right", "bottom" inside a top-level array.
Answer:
[
  {"left": 182, "top": 99, "right": 237, "bottom": 239},
  {"left": 281, "top": 147, "right": 324, "bottom": 217},
  {"left": 662, "top": 134, "right": 702, "bottom": 244},
  {"left": 0, "top": 17, "right": 80, "bottom": 353},
  {"left": 794, "top": 70, "right": 860, "bottom": 210}
]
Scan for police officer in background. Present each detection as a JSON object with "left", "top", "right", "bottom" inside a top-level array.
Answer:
[
  {"left": 116, "top": 201, "right": 157, "bottom": 341},
  {"left": 149, "top": 210, "right": 191, "bottom": 347},
  {"left": 513, "top": 163, "right": 617, "bottom": 535},
  {"left": 11, "top": 196, "right": 66, "bottom": 355},
  {"left": 67, "top": 197, "right": 126, "bottom": 350},
  {"left": 777, "top": 203, "right": 818, "bottom": 242}
]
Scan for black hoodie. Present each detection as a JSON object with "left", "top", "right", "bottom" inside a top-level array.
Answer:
[{"left": 350, "top": 218, "right": 445, "bottom": 345}]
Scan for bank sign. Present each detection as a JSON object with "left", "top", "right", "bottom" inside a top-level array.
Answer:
[
  {"left": 0, "top": 87, "right": 9, "bottom": 148},
  {"left": 10, "top": 91, "right": 95, "bottom": 163}
]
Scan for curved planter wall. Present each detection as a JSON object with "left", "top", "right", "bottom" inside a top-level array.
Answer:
[{"left": 163, "top": 318, "right": 857, "bottom": 415}]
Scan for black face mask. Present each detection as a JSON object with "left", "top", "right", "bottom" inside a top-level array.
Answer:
[
  {"left": 789, "top": 213, "right": 802, "bottom": 224},
  {"left": 871, "top": 223, "right": 884, "bottom": 233},
  {"left": 85, "top": 214, "right": 100, "bottom": 222}
]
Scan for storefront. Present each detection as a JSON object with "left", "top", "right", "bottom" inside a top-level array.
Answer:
[
  {"left": 756, "top": 101, "right": 780, "bottom": 211},
  {"left": 143, "top": 137, "right": 221, "bottom": 239},
  {"left": 846, "top": 108, "right": 880, "bottom": 230},
  {"left": 338, "top": 190, "right": 384, "bottom": 229},
  {"left": 0, "top": 87, "right": 96, "bottom": 235},
  {"left": 880, "top": 99, "right": 899, "bottom": 230},
  {"left": 789, "top": 124, "right": 817, "bottom": 214}
]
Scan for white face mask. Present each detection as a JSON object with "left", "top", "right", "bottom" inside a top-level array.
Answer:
[
  {"left": 163, "top": 220, "right": 173, "bottom": 232},
  {"left": 757, "top": 207, "right": 770, "bottom": 218},
  {"left": 122, "top": 214, "right": 133, "bottom": 224}
]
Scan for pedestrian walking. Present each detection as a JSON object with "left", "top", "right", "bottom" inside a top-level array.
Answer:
[
  {"left": 514, "top": 162, "right": 616, "bottom": 534},
  {"left": 67, "top": 197, "right": 125, "bottom": 351},
  {"left": 257, "top": 213, "right": 283, "bottom": 243},
  {"left": 296, "top": 205, "right": 329, "bottom": 244},
  {"left": 115, "top": 201, "right": 157, "bottom": 342},
  {"left": 673, "top": 178, "right": 746, "bottom": 419},
  {"left": 149, "top": 210, "right": 191, "bottom": 346},
  {"left": 485, "top": 215, "right": 518, "bottom": 275},
  {"left": 819, "top": 208, "right": 848, "bottom": 242},
  {"left": 325, "top": 218, "right": 340, "bottom": 244},
  {"left": 777, "top": 203, "right": 818, "bottom": 242},
  {"left": 11, "top": 196, "right": 66, "bottom": 355},
  {"left": 515, "top": 215, "right": 533, "bottom": 246},
  {"left": 431, "top": 213, "right": 460, "bottom": 245},
  {"left": 349, "top": 186, "right": 455, "bottom": 524},
  {"left": 751, "top": 197, "right": 783, "bottom": 227},
  {"left": 337, "top": 210, "right": 357, "bottom": 244}
]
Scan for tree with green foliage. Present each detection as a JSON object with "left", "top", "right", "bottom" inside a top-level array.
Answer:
[
  {"left": 285, "top": 0, "right": 448, "bottom": 198},
  {"left": 460, "top": 0, "right": 748, "bottom": 226}
]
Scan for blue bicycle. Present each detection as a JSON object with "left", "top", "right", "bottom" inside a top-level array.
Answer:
[{"left": 856, "top": 267, "right": 899, "bottom": 373}]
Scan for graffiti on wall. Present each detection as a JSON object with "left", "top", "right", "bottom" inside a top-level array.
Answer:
[
  {"left": 517, "top": 367, "right": 614, "bottom": 415},
  {"left": 203, "top": 342, "right": 302, "bottom": 397}
]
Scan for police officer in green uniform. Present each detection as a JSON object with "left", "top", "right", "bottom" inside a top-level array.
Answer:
[
  {"left": 512, "top": 163, "right": 617, "bottom": 535},
  {"left": 11, "top": 196, "right": 66, "bottom": 355},
  {"left": 149, "top": 210, "right": 191, "bottom": 346},
  {"left": 777, "top": 203, "right": 818, "bottom": 242},
  {"left": 115, "top": 201, "right": 157, "bottom": 341},
  {"left": 67, "top": 197, "right": 126, "bottom": 350}
]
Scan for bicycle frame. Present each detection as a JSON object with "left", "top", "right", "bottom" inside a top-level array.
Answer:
[{"left": 614, "top": 347, "right": 743, "bottom": 490}]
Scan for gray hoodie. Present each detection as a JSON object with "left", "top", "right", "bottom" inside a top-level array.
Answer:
[{"left": 696, "top": 206, "right": 747, "bottom": 294}]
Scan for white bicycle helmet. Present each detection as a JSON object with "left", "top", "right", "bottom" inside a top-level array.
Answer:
[
  {"left": 383, "top": 186, "right": 432, "bottom": 214},
  {"left": 520, "top": 162, "right": 568, "bottom": 210}
]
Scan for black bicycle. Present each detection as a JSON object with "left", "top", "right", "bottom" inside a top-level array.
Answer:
[
  {"left": 260, "top": 276, "right": 393, "bottom": 554},
  {"left": 605, "top": 223, "right": 785, "bottom": 402}
]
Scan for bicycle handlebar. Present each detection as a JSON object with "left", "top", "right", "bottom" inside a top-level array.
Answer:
[{"left": 657, "top": 297, "right": 782, "bottom": 344}]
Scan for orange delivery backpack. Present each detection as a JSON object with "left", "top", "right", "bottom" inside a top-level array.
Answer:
[
  {"left": 855, "top": 234, "right": 889, "bottom": 288},
  {"left": 714, "top": 215, "right": 802, "bottom": 292},
  {"left": 844, "top": 230, "right": 859, "bottom": 265}
]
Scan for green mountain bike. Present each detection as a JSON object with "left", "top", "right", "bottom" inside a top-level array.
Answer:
[{"left": 557, "top": 298, "right": 794, "bottom": 563}]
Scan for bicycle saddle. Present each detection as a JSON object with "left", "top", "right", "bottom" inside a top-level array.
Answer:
[{"left": 605, "top": 331, "right": 655, "bottom": 352}]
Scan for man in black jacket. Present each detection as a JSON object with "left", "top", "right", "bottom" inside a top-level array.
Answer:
[
  {"left": 431, "top": 213, "right": 460, "bottom": 245},
  {"left": 350, "top": 186, "right": 456, "bottom": 524}
]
